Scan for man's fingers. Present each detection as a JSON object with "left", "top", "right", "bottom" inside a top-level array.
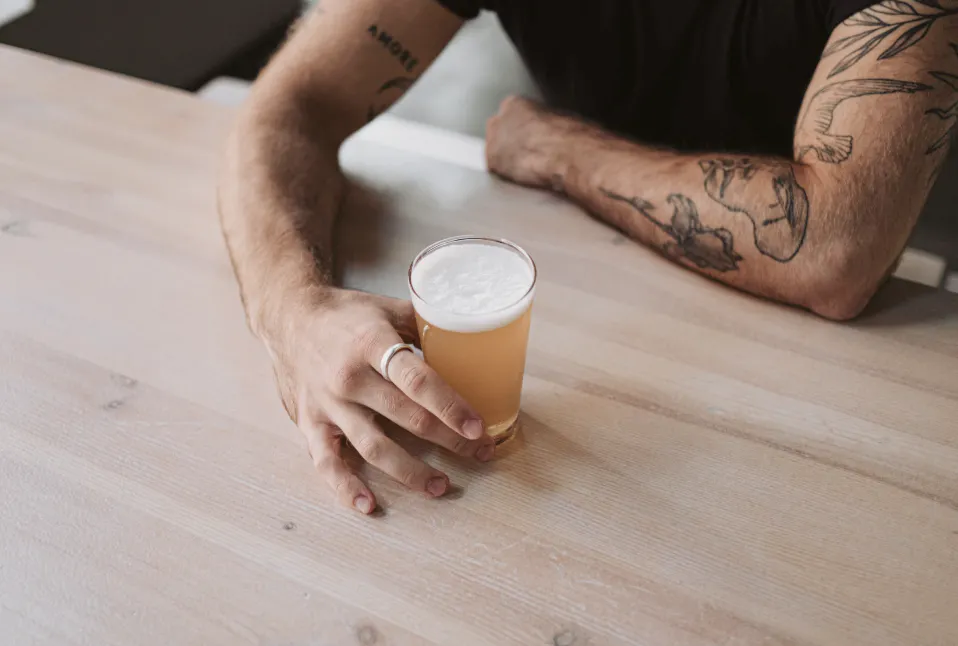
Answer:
[
  {"left": 302, "top": 420, "right": 376, "bottom": 514},
  {"left": 357, "top": 382, "right": 495, "bottom": 462},
  {"left": 335, "top": 404, "right": 450, "bottom": 497},
  {"left": 386, "top": 349, "right": 485, "bottom": 440}
]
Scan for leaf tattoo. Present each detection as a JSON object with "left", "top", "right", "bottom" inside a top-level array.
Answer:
[
  {"left": 930, "top": 70, "right": 958, "bottom": 90},
  {"left": 823, "top": 0, "right": 958, "bottom": 78},
  {"left": 873, "top": 0, "right": 920, "bottom": 15},
  {"left": 796, "top": 78, "right": 932, "bottom": 163},
  {"left": 600, "top": 189, "right": 742, "bottom": 272},
  {"left": 882, "top": 21, "right": 934, "bottom": 58}
]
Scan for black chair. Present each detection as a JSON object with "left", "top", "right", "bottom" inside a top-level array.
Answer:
[{"left": 0, "top": 0, "right": 303, "bottom": 91}]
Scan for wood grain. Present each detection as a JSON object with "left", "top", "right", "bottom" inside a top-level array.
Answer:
[{"left": 2, "top": 46, "right": 958, "bottom": 646}]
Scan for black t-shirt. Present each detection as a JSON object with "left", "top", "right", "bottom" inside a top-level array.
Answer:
[{"left": 437, "top": 0, "right": 877, "bottom": 156}]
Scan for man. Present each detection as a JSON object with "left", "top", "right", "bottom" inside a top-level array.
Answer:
[{"left": 218, "top": 0, "right": 958, "bottom": 513}]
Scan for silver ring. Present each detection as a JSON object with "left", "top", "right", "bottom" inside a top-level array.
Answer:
[{"left": 379, "top": 343, "right": 416, "bottom": 382}]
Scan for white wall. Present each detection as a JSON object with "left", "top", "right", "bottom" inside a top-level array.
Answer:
[
  {"left": 0, "top": 0, "right": 33, "bottom": 26},
  {"left": 388, "top": 13, "right": 539, "bottom": 137}
]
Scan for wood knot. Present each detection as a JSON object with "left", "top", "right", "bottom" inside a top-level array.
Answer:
[
  {"left": 355, "top": 624, "right": 379, "bottom": 645},
  {"left": 282, "top": 521, "right": 296, "bottom": 531},
  {"left": 0, "top": 220, "right": 29, "bottom": 236},
  {"left": 553, "top": 629, "right": 577, "bottom": 646},
  {"left": 111, "top": 374, "right": 138, "bottom": 388}
]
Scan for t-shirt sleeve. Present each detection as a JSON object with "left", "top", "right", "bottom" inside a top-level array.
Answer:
[
  {"left": 825, "top": 0, "right": 882, "bottom": 32},
  {"left": 433, "top": 0, "right": 481, "bottom": 20}
]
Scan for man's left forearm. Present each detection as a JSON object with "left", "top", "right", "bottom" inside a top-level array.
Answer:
[
  {"left": 551, "top": 122, "right": 819, "bottom": 298},
  {"left": 486, "top": 100, "right": 900, "bottom": 320}
]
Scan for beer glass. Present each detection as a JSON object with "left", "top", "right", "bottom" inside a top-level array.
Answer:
[{"left": 408, "top": 236, "right": 537, "bottom": 445}]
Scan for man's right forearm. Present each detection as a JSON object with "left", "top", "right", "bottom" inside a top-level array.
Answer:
[{"left": 218, "top": 94, "right": 344, "bottom": 341}]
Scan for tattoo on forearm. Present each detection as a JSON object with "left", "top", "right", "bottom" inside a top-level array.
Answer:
[
  {"left": 926, "top": 42, "right": 958, "bottom": 159},
  {"left": 796, "top": 78, "right": 932, "bottom": 163},
  {"left": 699, "top": 159, "right": 810, "bottom": 262},
  {"left": 600, "top": 189, "right": 743, "bottom": 272},
  {"left": 367, "top": 76, "right": 415, "bottom": 122},
  {"left": 824, "top": 0, "right": 958, "bottom": 78},
  {"left": 367, "top": 25, "right": 419, "bottom": 72}
]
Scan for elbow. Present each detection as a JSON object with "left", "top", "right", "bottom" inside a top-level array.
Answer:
[
  {"left": 808, "top": 291, "right": 874, "bottom": 322},
  {"left": 802, "top": 243, "right": 888, "bottom": 322}
]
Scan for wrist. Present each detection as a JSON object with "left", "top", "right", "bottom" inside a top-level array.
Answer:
[
  {"left": 546, "top": 117, "right": 622, "bottom": 197},
  {"left": 540, "top": 111, "right": 595, "bottom": 191},
  {"left": 249, "top": 273, "right": 337, "bottom": 345},
  {"left": 543, "top": 118, "right": 579, "bottom": 194}
]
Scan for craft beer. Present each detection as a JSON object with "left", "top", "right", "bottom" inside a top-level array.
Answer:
[{"left": 409, "top": 237, "right": 536, "bottom": 444}]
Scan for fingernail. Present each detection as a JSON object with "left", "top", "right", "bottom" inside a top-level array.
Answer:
[
  {"left": 354, "top": 495, "right": 374, "bottom": 514},
  {"left": 464, "top": 419, "right": 484, "bottom": 440},
  {"left": 427, "top": 476, "right": 447, "bottom": 497},
  {"left": 476, "top": 443, "right": 495, "bottom": 462}
]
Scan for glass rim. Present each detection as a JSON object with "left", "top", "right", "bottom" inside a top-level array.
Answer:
[{"left": 408, "top": 235, "right": 538, "bottom": 316}]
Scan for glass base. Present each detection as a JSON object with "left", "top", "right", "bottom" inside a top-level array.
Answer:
[{"left": 487, "top": 412, "right": 521, "bottom": 446}]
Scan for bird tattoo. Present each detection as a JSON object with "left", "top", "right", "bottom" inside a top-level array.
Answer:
[{"left": 795, "top": 78, "right": 932, "bottom": 164}]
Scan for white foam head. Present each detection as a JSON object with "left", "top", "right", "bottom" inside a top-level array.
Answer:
[{"left": 409, "top": 238, "right": 536, "bottom": 333}]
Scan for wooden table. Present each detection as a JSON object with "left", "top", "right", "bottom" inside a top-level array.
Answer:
[{"left": 2, "top": 46, "right": 958, "bottom": 646}]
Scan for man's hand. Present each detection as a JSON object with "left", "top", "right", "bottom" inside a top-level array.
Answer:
[
  {"left": 486, "top": 96, "right": 570, "bottom": 190},
  {"left": 218, "top": 0, "right": 477, "bottom": 511},
  {"left": 267, "top": 289, "right": 494, "bottom": 514}
]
